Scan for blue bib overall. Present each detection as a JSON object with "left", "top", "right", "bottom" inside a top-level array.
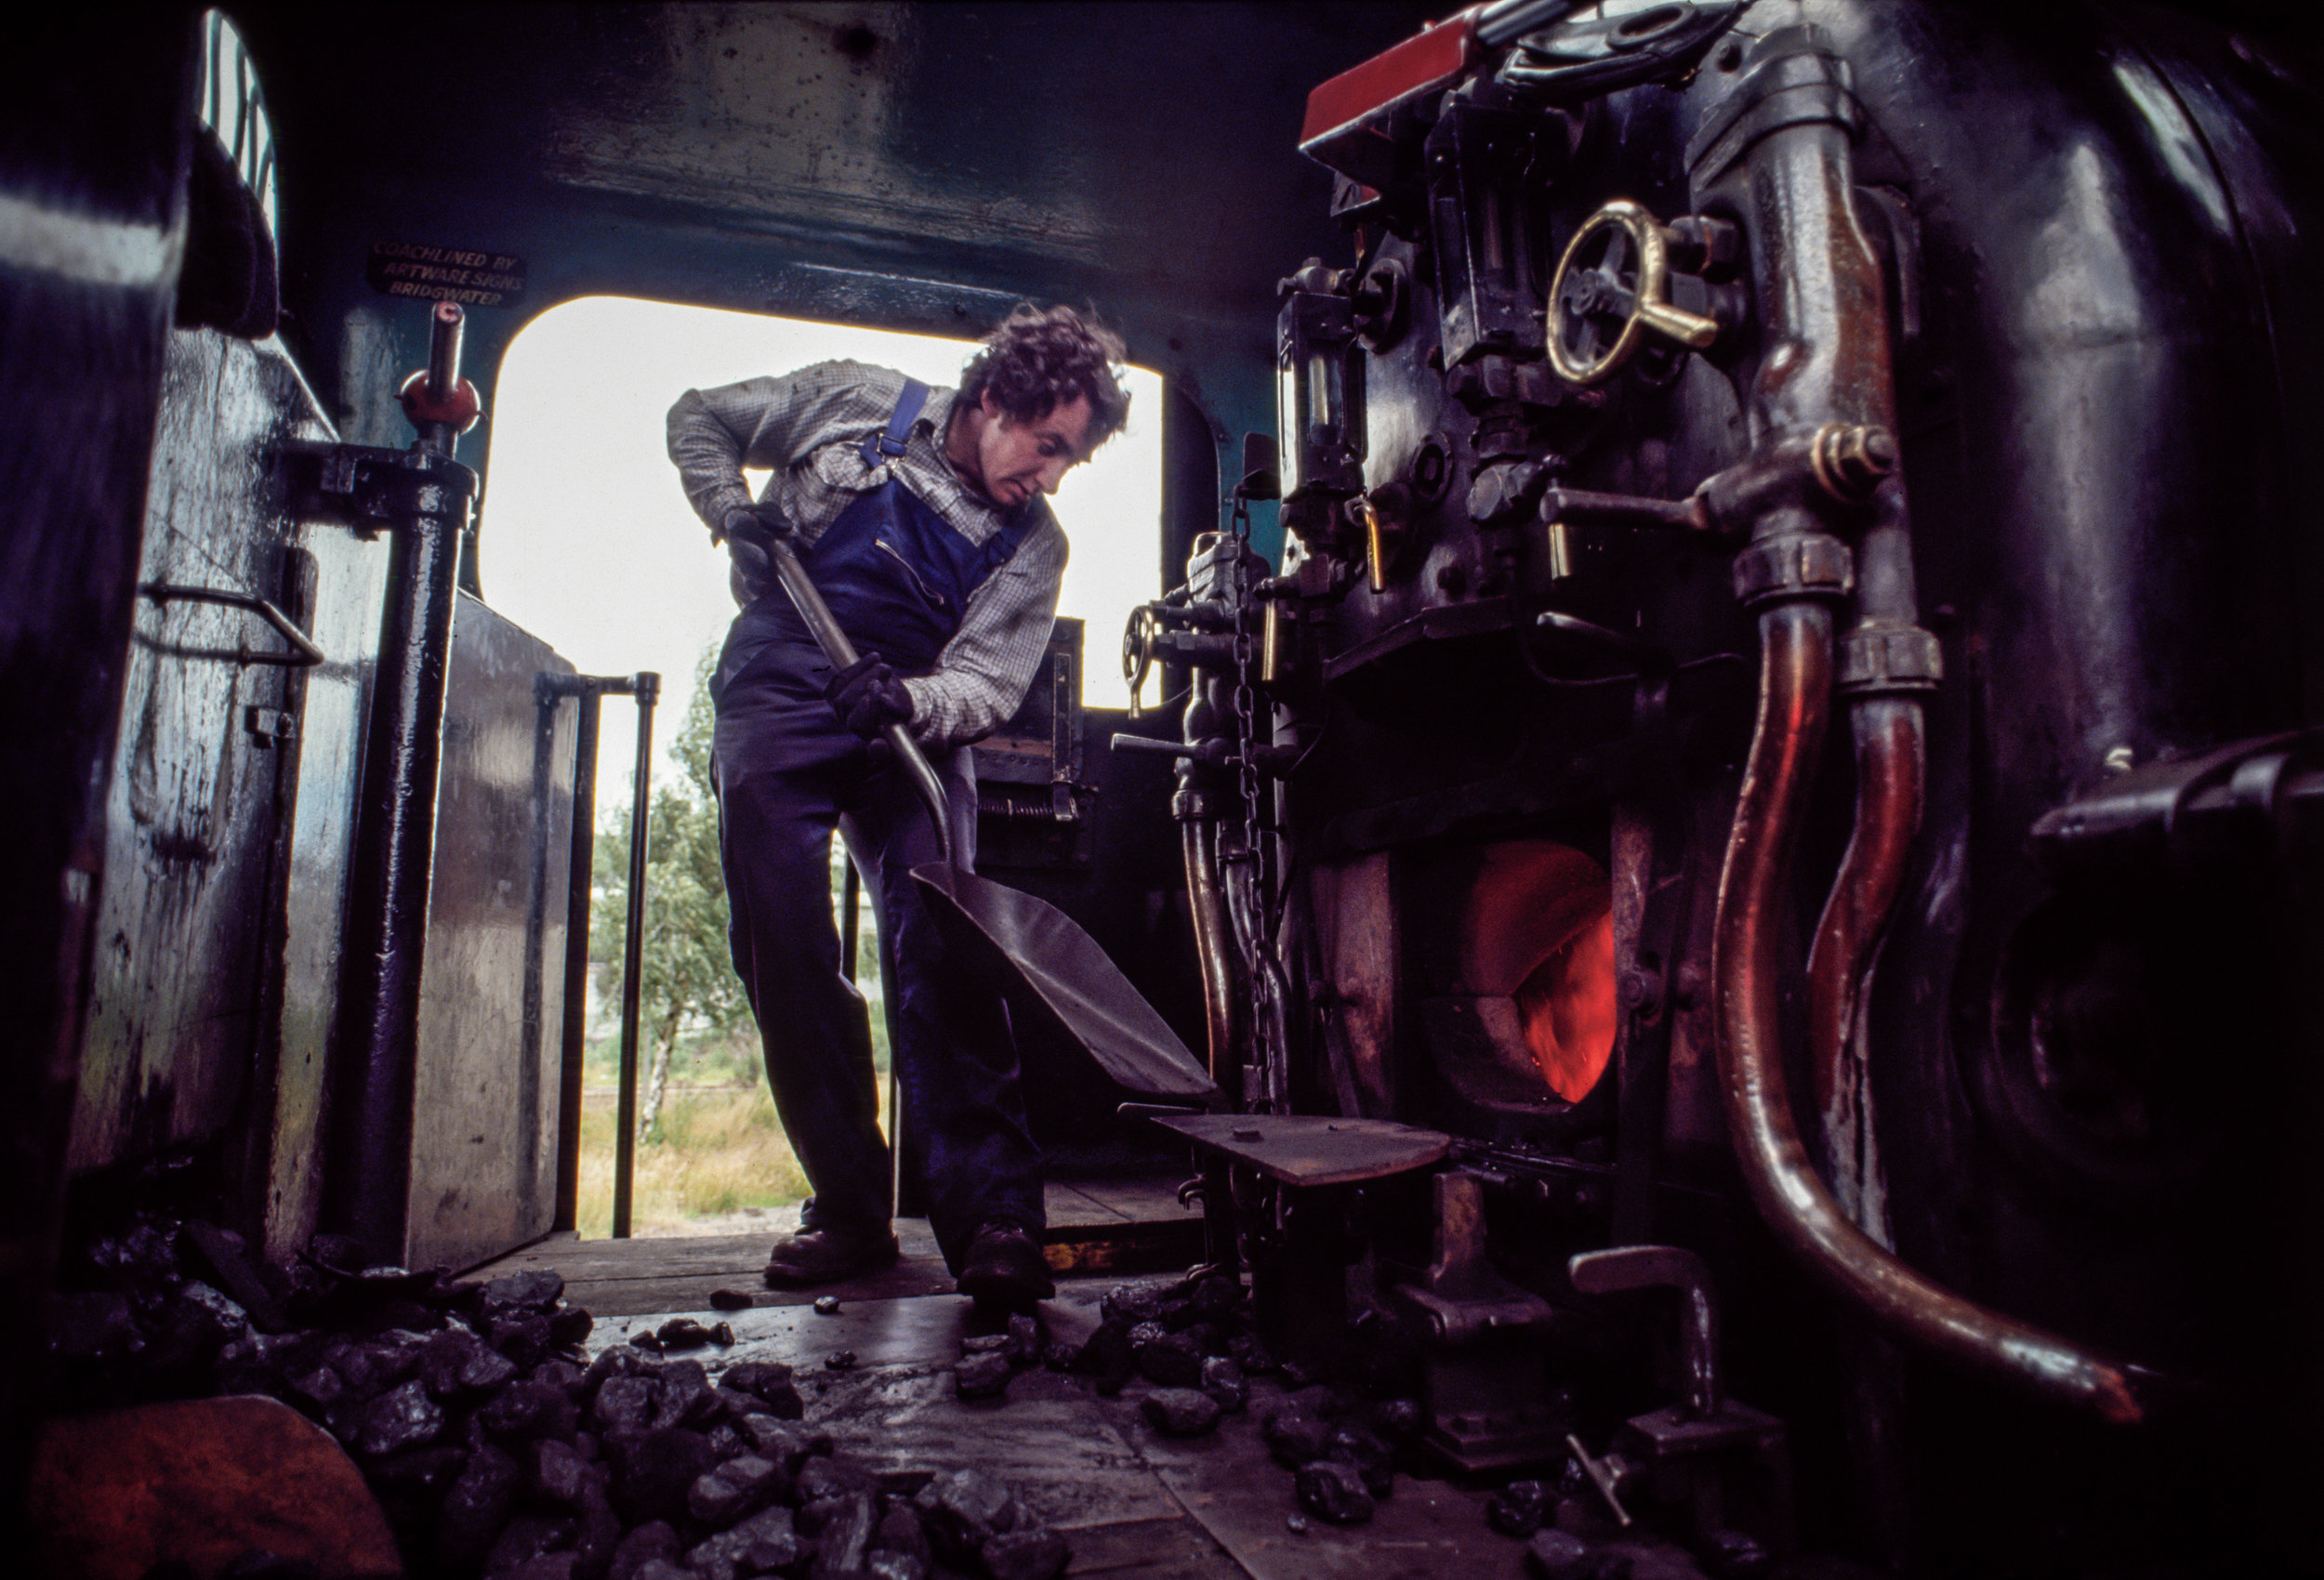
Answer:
[{"left": 709, "top": 381, "right": 1046, "bottom": 1268}]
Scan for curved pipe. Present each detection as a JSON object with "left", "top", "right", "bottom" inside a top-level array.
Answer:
[
  {"left": 1182, "top": 819, "right": 1241, "bottom": 1097},
  {"left": 1713, "top": 601, "right": 2143, "bottom": 1425},
  {"left": 1804, "top": 694, "right": 1922, "bottom": 1220}
]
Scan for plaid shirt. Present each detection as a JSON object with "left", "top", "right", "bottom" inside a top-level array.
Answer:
[{"left": 667, "top": 359, "right": 1067, "bottom": 746}]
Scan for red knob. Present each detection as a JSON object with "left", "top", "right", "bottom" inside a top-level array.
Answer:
[{"left": 399, "top": 368, "right": 482, "bottom": 432}]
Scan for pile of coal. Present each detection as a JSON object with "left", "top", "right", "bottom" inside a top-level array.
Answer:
[
  {"left": 952, "top": 1313, "right": 1043, "bottom": 1402},
  {"left": 1044, "top": 1273, "right": 1424, "bottom": 1522},
  {"left": 43, "top": 1208, "right": 1067, "bottom": 1580}
]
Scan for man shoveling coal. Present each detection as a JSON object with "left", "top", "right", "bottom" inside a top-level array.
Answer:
[{"left": 667, "top": 306, "right": 1129, "bottom": 1310}]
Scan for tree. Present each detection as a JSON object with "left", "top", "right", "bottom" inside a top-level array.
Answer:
[
  {"left": 593, "top": 649, "right": 745, "bottom": 1140},
  {"left": 592, "top": 645, "right": 884, "bottom": 1142}
]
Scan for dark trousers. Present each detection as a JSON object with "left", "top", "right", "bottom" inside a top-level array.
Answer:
[{"left": 711, "top": 634, "right": 1043, "bottom": 1271}]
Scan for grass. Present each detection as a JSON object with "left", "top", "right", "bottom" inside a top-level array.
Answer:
[{"left": 571, "top": 1030, "right": 893, "bottom": 1238}]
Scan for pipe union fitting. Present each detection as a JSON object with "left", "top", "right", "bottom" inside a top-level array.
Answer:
[
  {"left": 1732, "top": 530, "right": 1855, "bottom": 608},
  {"left": 1837, "top": 625, "right": 1943, "bottom": 695}
]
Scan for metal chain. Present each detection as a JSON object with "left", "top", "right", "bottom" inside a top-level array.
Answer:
[{"left": 1224, "top": 492, "right": 1287, "bottom": 1109}]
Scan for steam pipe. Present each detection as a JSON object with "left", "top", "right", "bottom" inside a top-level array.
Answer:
[
  {"left": 1704, "top": 49, "right": 2140, "bottom": 1424},
  {"left": 1182, "top": 820, "right": 1240, "bottom": 1094},
  {"left": 1805, "top": 480, "right": 1928, "bottom": 1226}
]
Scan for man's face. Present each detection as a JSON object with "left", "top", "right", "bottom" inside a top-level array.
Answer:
[{"left": 967, "top": 392, "right": 1097, "bottom": 509}]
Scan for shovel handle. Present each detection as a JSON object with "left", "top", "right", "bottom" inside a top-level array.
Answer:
[{"left": 756, "top": 528, "right": 956, "bottom": 865}]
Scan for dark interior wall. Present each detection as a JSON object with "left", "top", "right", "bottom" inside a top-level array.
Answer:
[
  {"left": 0, "top": 7, "right": 195, "bottom": 1532},
  {"left": 230, "top": 1, "right": 1433, "bottom": 520}
]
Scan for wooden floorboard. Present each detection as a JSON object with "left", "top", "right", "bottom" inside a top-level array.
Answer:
[{"left": 472, "top": 1174, "right": 1201, "bottom": 1319}]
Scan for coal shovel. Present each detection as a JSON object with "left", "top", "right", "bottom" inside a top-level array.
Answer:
[{"left": 753, "top": 526, "right": 1219, "bottom": 1103}]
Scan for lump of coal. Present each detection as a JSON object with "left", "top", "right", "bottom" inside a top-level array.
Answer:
[
  {"left": 47, "top": 1290, "right": 142, "bottom": 1363},
  {"left": 593, "top": 1376, "right": 656, "bottom": 1435},
  {"left": 498, "top": 1556, "right": 576, "bottom": 1580},
  {"left": 482, "top": 1510, "right": 574, "bottom": 1576},
  {"left": 489, "top": 1312, "right": 555, "bottom": 1368},
  {"left": 1327, "top": 1422, "right": 1395, "bottom": 1499},
  {"left": 1140, "top": 1388, "right": 1221, "bottom": 1437},
  {"left": 873, "top": 1505, "right": 931, "bottom": 1565},
  {"left": 479, "top": 1378, "right": 581, "bottom": 1442},
  {"left": 1261, "top": 1408, "right": 1331, "bottom": 1469},
  {"left": 709, "top": 1288, "right": 755, "bottom": 1311},
  {"left": 436, "top": 1443, "right": 520, "bottom": 1573},
  {"left": 1490, "top": 1479, "right": 1554, "bottom": 1537},
  {"left": 1371, "top": 1396, "right": 1423, "bottom": 1443},
  {"left": 1527, "top": 1528, "right": 1605, "bottom": 1580},
  {"left": 1068, "top": 1324, "right": 1132, "bottom": 1390},
  {"left": 1130, "top": 1329, "right": 1203, "bottom": 1389},
  {"left": 825, "top": 1350, "right": 857, "bottom": 1371},
  {"left": 811, "top": 1490, "right": 878, "bottom": 1574},
  {"left": 720, "top": 1361, "right": 803, "bottom": 1420},
  {"left": 353, "top": 1378, "right": 445, "bottom": 1458},
  {"left": 368, "top": 1444, "right": 468, "bottom": 1501},
  {"left": 688, "top": 1453, "right": 784, "bottom": 1527},
  {"left": 484, "top": 1270, "right": 566, "bottom": 1313},
  {"left": 685, "top": 1506, "right": 800, "bottom": 1580},
  {"left": 956, "top": 1352, "right": 1013, "bottom": 1401},
  {"left": 532, "top": 1439, "right": 603, "bottom": 1509},
  {"left": 737, "top": 1415, "right": 826, "bottom": 1478},
  {"left": 794, "top": 1455, "right": 878, "bottom": 1507},
  {"left": 420, "top": 1327, "right": 518, "bottom": 1400},
  {"left": 1696, "top": 1528, "right": 1772, "bottom": 1580},
  {"left": 604, "top": 1427, "right": 717, "bottom": 1523},
  {"left": 1199, "top": 1356, "right": 1246, "bottom": 1413},
  {"left": 1294, "top": 1459, "right": 1374, "bottom": 1526},
  {"left": 1226, "top": 1332, "right": 1278, "bottom": 1376},
  {"left": 608, "top": 1521, "right": 680, "bottom": 1580},
  {"left": 813, "top": 1295, "right": 841, "bottom": 1315},
  {"left": 1005, "top": 1313, "right": 1042, "bottom": 1368},
  {"left": 868, "top": 1553, "right": 925, "bottom": 1580},
  {"left": 650, "top": 1361, "right": 717, "bottom": 1429},
  {"left": 548, "top": 1306, "right": 594, "bottom": 1347},
  {"left": 655, "top": 1318, "right": 714, "bottom": 1350},
  {"left": 913, "top": 1467, "right": 1021, "bottom": 1563},
  {"left": 1099, "top": 1285, "right": 1163, "bottom": 1328},
  {"left": 982, "top": 1526, "right": 1068, "bottom": 1580}
]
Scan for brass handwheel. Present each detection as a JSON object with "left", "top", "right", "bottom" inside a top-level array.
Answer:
[{"left": 1548, "top": 200, "right": 1722, "bottom": 387}]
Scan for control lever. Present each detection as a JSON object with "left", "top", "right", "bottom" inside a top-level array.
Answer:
[{"left": 1568, "top": 1244, "right": 1722, "bottom": 1417}]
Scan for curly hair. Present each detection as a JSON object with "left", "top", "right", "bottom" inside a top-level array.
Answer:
[{"left": 957, "top": 304, "right": 1130, "bottom": 448}]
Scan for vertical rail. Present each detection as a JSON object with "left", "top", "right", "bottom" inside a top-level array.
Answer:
[
  {"left": 551, "top": 688, "right": 602, "bottom": 1233},
  {"left": 612, "top": 672, "right": 660, "bottom": 1238},
  {"left": 840, "top": 858, "right": 861, "bottom": 981}
]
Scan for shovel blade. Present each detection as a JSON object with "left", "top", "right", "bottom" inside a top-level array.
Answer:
[{"left": 912, "top": 862, "right": 1219, "bottom": 1101}]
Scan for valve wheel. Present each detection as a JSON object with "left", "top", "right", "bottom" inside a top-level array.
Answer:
[
  {"left": 1122, "top": 604, "right": 1163, "bottom": 718},
  {"left": 1548, "top": 200, "right": 1721, "bottom": 387}
]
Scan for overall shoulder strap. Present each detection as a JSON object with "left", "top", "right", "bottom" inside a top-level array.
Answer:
[
  {"left": 984, "top": 497, "right": 1053, "bottom": 572},
  {"left": 857, "top": 378, "right": 932, "bottom": 467}
]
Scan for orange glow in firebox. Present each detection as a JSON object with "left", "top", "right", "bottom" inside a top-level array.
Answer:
[
  {"left": 1461, "top": 840, "right": 1618, "bottom": 1104},
  {"left": 1515, "top": 908, "right": 1618, "bottom": 1102}
]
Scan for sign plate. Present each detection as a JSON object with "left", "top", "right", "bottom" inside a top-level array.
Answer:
[{"left": 366, "top": 240, "right": 526, "bottom": 307}]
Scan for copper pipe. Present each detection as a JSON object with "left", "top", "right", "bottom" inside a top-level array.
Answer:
[
  {"left": 1712, "top": 603, "right": 2142, "bottom": 1424},
  {"left": 1182, "top": 820, "right": 1240, "bottom": 1094},
  {"left": 1804, "top": 695, "right": 1922, "bottom": 1227}
]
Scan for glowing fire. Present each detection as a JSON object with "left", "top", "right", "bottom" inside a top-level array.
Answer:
[
  {"left": 1461, "top": 841, "right": 1618, "bottom": 1104},
  {"left": 1514, "top": 908, "right": 1617, "bottom": 1102}
]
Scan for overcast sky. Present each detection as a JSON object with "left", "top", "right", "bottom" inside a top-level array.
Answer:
[{"left": 479, "top": 296, "right": 1164, "bottom": 811}]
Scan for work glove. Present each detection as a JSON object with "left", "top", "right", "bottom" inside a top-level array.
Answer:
[
  {"left": 825, "top": 653, "right": 916, "bottom": 739},
  {"left": 720, "top": 500, "right": 796, "bottom": 549}
]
